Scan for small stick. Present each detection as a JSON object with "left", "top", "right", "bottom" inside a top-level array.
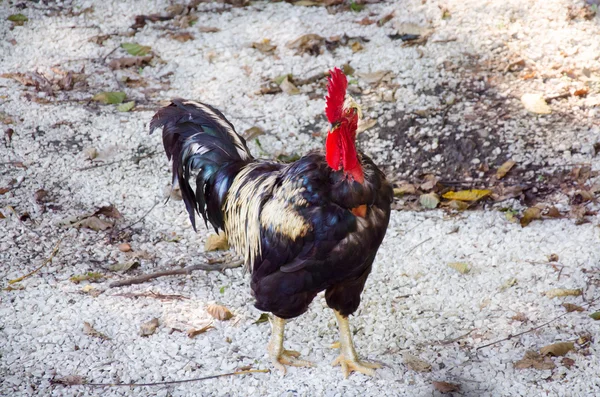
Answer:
[
  {"left": 476, "top": 296, "right": 599, "bottom": 350},
  {"left": 109, "top": 259, "right": 244, "bottom": 288},
  {"left": 82, "top": 369, "right": 269, "bottom": 387},
  {"left": 8, "top": 239, "right": 62, "bottom": 284},
  {"left": 406, "top": 237, "right": 432, "bottom": 256}
]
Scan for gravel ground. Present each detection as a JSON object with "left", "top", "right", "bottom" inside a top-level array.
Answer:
[{"left": 1, "top": 1, "right": 600, "bottom": 396}]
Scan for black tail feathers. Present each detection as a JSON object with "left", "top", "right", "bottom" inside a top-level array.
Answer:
[{"left": 150, "top": 99, "right": 253, "bottom": 231}]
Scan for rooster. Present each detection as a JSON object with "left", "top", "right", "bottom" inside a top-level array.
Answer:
[{"left": 150, "top": 68, "right": 393, "bottom": 378}]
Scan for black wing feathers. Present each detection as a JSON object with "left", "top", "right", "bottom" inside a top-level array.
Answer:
[{"left": 150, "top": 99, "right": 253, "bottom": 231}]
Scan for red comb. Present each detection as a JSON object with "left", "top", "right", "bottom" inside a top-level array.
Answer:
[{"left": 325, "top": 67, "right": 347, "bottom": 124}]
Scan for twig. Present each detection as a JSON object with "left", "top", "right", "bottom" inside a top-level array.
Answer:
[
  {"left": 476, "top": 297, "right": 599, "bottom": 350},
  {"left": 77, "top": 151, "right": 157, "bottom": 171},
  {"left": 112, "top": 291, "right": 190, "bottom": 300},
  {"left": 109, "top": 259, "right": 244, "bottom": 288},
  {"left": 107, "top": 200, "right": 159, "bottom": 242},
  {"left": 8, "top": 239, "right": 62, "bottom": 284},
  {"left": 81, "top": 369, "right": 269, "bottom": 387},
  {"left": 406, "top": 237, "right": 432, "bottom": 256}
]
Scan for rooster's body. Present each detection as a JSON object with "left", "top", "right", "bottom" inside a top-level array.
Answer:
[{"left": 150, "top": 68, "right": 393, "bottom": 377}]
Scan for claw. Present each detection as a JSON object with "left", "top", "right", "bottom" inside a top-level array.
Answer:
[
  {"left": 267, "top": 316, "right": 314, "bottom": 375},
  {"left": 331, "top": 354, "right": 381, "bottom": 378}
]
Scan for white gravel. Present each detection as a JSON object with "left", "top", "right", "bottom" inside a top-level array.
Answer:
[{"left": 1, "top": 1, "right": 600, "bottom": 396}]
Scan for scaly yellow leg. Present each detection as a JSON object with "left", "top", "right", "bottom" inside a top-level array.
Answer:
[
  {"left": 331, "top": 310, "right": 381, "bottom": 378},
  {"left": 267, "top": 315, "right": 314, "bottom": 375}
]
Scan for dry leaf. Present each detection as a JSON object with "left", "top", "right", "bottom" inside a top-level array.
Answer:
[
  {"left": 254, "top": 313, "right": 270, "bottom": 325},
  {"left": 108, "top": 259, "right": 139, "bottom": 273},
  {"left": 280, "top": 77, "right": 300, "bottom": 95},
  {"left": 499, "top": 277, "right": 518, "bottom": 291},
  {"left": 70, "top": 272, "right": 104, "bottom": 284},
  {"left": 540, "top": 342, "right": 574, "bottom": 357},
  {"left": 206, "top": 304, "right": 233, "bottom": 321},
  {"left": 357, "top": 70, "right": 392, "bottom": 84},
  {"left": 562, "top": 357, "right": 575, "bottom": 368},
  {"left": 419, "top": 193, "right": 440, "bottom": 209},
  {"left": 83, "top": 322, "right": 110, "bottom": 340},
  {"left": 350, "top": 41, "right": 363, "bottom": 52},
  {"left": 204, "top": 233, "right": 229, "bottom": 251},
  {"left": 169, "top": 32, "right": 194, "bottom": 42},
  {"left": 286, "top": 34, "right": 324, "bottom": 55},
  {"left": 432, "top": 381, "right": 460, "bottom": 393},
  {"left": 140, "top": 318, "right": 159, "bottom": 337},
  {"left": 520, "top": 207, "right": 541, "bottom": 227},
  {"left": 108, "top": 56, "right": 152, "bottom": 70},
  {"left": 545, "top": 288, "right": 582, "bottom": 298},
  {"left": 514, "top": 350, "right": 555, "bottom": 370},
  {"left": 589, "top": 312, "right": 600, "bottom": 320},
  {"left": 403, "top": 353, "right": 431, "bottom": 372},
  {"left": 356, "top": 118, "right": 377, "bottom": 134},
  {"left": 198, "top": 26, "right": 220, "bottom": 33},
  {"left": 187, "top": 323, "right": 214, "bottom": 338},
  {"left": 442, "top": 189, "right": 491, "bottom": 202},
  {"left": 562, "top": 303, "right": 584, "bottom": 312},
  {"left": 243, "top": 126, "right": 265, "bottom": 140},
  {"left": 51, "top": 375, "right": 85, "bottom": 386},
  {"left": 496, "top": 160, "right": 516, "bottom": 179},
  {"left": 81, "top": 284, "right": 101, "bottom": 297},
  {"left": 356, "top": 17, "right": 376, "bottom": 25},
  {"left": 393, "top": 184, "right": 416, "bottom": 196},
  {"left": 521, "top": 93, "right": 551, "bottom": 114},
  {"left": 446, "top": 200, "right": 470, "bottom": 211},
  {"left": 378, "top": 12, "right": 395, "bottom": 26},
  {"left": 448, "top": 262, "right": 470, "bottom": 274},
  {"left": 251, "top": 39, "right": 277, "bottom": 54},
  {"left": 94, "top": 205, "right": 122, "bottom": 219},
  {"left": 73, "top": 216, "right": 113, "bottom": 231},
  {"left": 546, "top": 207, "right": 562, "bottom": 218}
]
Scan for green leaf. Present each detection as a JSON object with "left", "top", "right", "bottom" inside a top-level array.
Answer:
[
  {"left": 590, "top": 312, "right": 600, "bottom": 320},
  {"left": 419, "top": 193, "right": 440, "bottom": 209},
  {"left": 8, "top": 14, "right": 28, "bottom": 24},
  {"left": 274, "top": 74, "right": 293, "bottom": 85},
  {"left": 350, "top": 1, "right": 364, "bottom": 12},
  {"left": 253, "top": 313, "right": 270, "bottom": 325},
  {"left": 121, "top": 42, "right": 151, "bottom": 56},
  {"left": 69, "top": 272, "right": 104, "bottom": 284},
  {"left": 92, "top": 91, "right": 126, "bottom": 104},
  {"left": 219, "top": 286, "right": 227, "bottom": 294},
  {"left": 448, "top": 262, "right": 470, "bottom": 274},
  {"left": 117, "top": 101, "right": 135, "bottom": 112}
]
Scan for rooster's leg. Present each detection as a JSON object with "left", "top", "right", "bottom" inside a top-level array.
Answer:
[
  {"left": 331, "top": 310, "right": 381, "bottom": 378},
  {"left": 267, "top": 315, "right": 314, "bottom": 375}
]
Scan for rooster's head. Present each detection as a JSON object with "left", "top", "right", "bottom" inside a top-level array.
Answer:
[{"left": 325, "top": 67, "right": 364, "bottom": 184}]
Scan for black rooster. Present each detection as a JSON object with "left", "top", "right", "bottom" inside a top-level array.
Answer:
[{"left": 150, "top": 68, "right": 393, "bottom": 377}]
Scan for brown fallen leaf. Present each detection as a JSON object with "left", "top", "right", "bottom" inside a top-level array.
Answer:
[
  {"left": 514, "top": 350, "right": 555, "bottom": 370},
  {"left": 540, "top": 342, "right": 574, "bottom": 357},
  {"left": 562, "top": 303, "right": 584, "bottom": 312},
  {"left": 198, "top": 26, "right": 220, "bottom": 33},
  {"left": 83, "top": 322, "right": 110, "bottom": 340},
  {"left": 243, "top": 126, "right": 265, "bottom": 140},
  {"left": 545, "top": 288, "right": 582, "bottom": 298},
  {"left": 356, "top": 17, "right": 376, "bottom": 25},
  {"left": 51, "top": 375, "right": 85, "bottom": 386},
  {"left": 252, "top": 39, "right": 277, "bottom": 54},
  {"left": 432, "top": 381, "right": 460, "bottom": 393},
  {"left": 403, "top": 353, "right": 431, "bottom": 372},
  {"left": 496, "top": 160, "right": 516, "bottom": 179},
  {"left": 445, "top": 200, "right": 470, "bottom": 211},
  {"left": 520, "top": 207, "right": 541, "bottom": 227},
  {"left": 140, "top": 318, "right": 159, "bottom": 337},
  {"left": 562, "top": 357, "right": 575, "bottom": 369},
  {"left": 108, "top": 56, "right": 153, "bottom": 70},
  {"left": 187, "top": 322, "right": 214, "bottom": 338},
  {"left": 94, "top": 205, "right": 122, "bottom": 219},
  {"left": 286, "top": 34, "right": 324, "bottom": 55},
  {"left": 169, "top": 32, "right": 194, "bottom": 42},
  {"left": 205, "top": 233, "right": 229, "bottom": 251},
  {"left": 573, "top": 87, "right": 588, "bottom": 97},
  {"left": 547, "top": 253, "right": 559, "bottom": 262},
  {"left": 378, "top": 12, "right": 394, "bottom": 26},
  {"left": 357, "top": 70, "right": 393, "bottom": 85},
  {"left": 280, "top": 76, "right": 301, "bottom": 95},
  {"left": 73, "top": 216, "right": 113, "bottom": 231},
  {"left": 393, "top": 184, "right": 416, "bottom": 196},
  {"left": 546, "top": 206, "right": 562, "bottom": 218},
  {"left": 206, "top": 304, "right": 234, "bottom": 321},
  {"left": 0, "top": 187, "right": 11, "bottom": 195}
]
